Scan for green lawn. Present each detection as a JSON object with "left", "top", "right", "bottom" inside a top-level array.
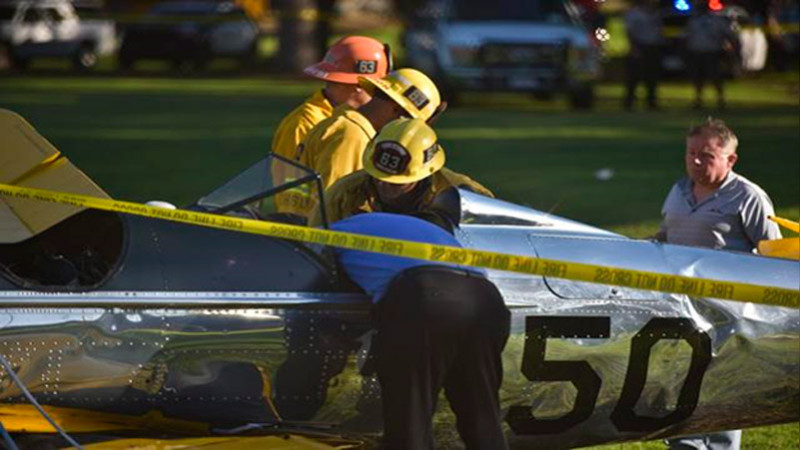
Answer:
[
  {"left": 2, "top": 73, "right": 796, "bottom": 236},
  {"left": 0, "top": 72, "right": 797, "bottom": 448}
]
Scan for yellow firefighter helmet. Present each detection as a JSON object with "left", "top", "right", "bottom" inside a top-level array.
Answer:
[{"left": 363, "top": 118, "right": 445, "bottom": 184}]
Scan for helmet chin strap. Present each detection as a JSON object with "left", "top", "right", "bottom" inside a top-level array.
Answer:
[
  {"left": 384, "top": 43, "right": 394, "bottom": 72},
  {"left": 322, "top": 86, "right": 338, "bottom": 107},
  {"left": 426, "top": 101, "right": 448, "bottom": 126}
]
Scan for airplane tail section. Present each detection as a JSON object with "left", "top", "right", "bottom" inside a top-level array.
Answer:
[{"left": 0, "top": 109, "right": 109, "bottom": 243}]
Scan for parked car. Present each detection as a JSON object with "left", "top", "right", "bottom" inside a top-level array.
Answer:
[
  {"left": 404, "top": 0, "right": 602, "bottom": 108},
  {"left": 119, "top": 1, "right": 259, "bottom": 71},
  {"left": 0, "top": 0, "right": 116, "bottom": 70}
]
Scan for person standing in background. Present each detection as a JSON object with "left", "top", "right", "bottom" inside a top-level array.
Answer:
[
  {"left": 624, "top": 0, "right": 663, "bottom": 110},
  {"left": 685, "top": 3, "right": 740, "bottom": 109}
]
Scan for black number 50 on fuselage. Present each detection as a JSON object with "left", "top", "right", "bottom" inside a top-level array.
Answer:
[{"left": 506, "top": 316, "right": 712, "bottom": 434}]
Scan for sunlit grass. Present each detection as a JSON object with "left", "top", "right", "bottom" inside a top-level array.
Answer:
[
  {"left": 0, "top": 76, "right": 315, "bottom": 96},
  {"left": 51, "top": 126, "right": 267, "bottom": 141},
  {"left": 0, "top": 73, "right": 795, "bottom": 228},
  {"left": 583, "top": 422, "right": 800, "bottom": 450},
  {"left": 437, "top": 126, "right": 649, "bottom": 140}
]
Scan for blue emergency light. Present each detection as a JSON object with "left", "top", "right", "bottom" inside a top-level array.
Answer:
[
  {"left": 673, "top": 0, "right": 724, "bottom": 12},
  {"left": 673, "top": 0, "right": 690, "bottom": 12}
]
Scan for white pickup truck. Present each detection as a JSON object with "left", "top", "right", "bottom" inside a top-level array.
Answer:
[
  {"left": 0, "top": 0, "right": 116, "bottom": 69},
  {"left": 404, "top": 0, "right": 602, "bottom": 108}
]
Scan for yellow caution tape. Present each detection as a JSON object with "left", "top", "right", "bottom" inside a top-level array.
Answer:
[{"left": 0, "top": 183, "right": 797, "bottom": 308}]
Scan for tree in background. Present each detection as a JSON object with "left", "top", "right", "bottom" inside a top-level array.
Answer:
[
  {"left": 276, "top": 0, "right": 327, "bottom": 73},
  {"left": 316, "top": 0, "right": 335, "bottom": 64},
  {"left": 391, "top": 0, "right": 428, "bottom": 24}
]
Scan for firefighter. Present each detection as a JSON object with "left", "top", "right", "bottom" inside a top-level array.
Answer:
[
  {"left": 291, "top": 68, "right": 442, "bottom": 220},
  {"left": 271, "top": 35, "right": 391, "bottom": 161},
  {"left": 309, "top": 117, "right": 493, "bottom": 227},
  {"left": 271, "top": 36, "right": 391, "bottom": 218}
]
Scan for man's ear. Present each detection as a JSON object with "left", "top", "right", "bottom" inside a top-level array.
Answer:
[{"left": 727, "top": 152, "right": 738, "bottom": 167}]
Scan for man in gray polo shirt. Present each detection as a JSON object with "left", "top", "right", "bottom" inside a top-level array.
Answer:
[
  {"left": 657, "top": 117, "right": 780, "bottom": 251},
  {"left": 657, "top": 117, "right": 781, "bottom": 450}
]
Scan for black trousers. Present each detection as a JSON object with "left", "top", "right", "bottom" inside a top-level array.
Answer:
[
  {"left": 689, "top": 51, "right": 723, "bottom": 91},
  {"left": 625, "top": 45, "right": 661, "bottom": 108},
  {"left": 375, "top": 266, "right": 511, "bottom": 450}
]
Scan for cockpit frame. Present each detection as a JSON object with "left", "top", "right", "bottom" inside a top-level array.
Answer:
[{"left": 195, "top": 153, "right": 330, "bottom": 228}]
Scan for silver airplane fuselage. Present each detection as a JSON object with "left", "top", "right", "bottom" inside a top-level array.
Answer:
[{"left": 0, "top": 190, "right": 797, "bottom": 449}]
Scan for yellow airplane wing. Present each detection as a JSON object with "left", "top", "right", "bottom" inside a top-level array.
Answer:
[
  {"left": 0, "top": 405, "right": 207, "bottom": 434},
  {"left": 0, "top": 404, "right": 364, "bottom": 449},
  {"left": 758, "top": 216, "right": 800, "bottom": 260},
  {"left": 75, "top": 435, "right": 362, "bottom": 449},
  {"left": 768, "top": 215, "right": 800, "bottom": 234},
  {"left": 0, "top": 109, "right": 109, "bottom": 243}
]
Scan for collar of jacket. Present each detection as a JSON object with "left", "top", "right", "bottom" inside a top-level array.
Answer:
[
  {"left": 341, "top": 110, "right": 377, "bottom": 139},
  {"left": 310, "top": 89, "right": 335, "bottom": 115}
]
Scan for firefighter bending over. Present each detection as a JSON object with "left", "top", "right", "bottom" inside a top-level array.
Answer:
[
  {"left": 310, "top": 117, "right": 491, "bottom": 227},
  {"left": 330, "top": 211, "right": 511, "bottom": 449}
]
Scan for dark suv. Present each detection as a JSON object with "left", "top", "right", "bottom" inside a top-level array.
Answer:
[{"left": 118, "top": 0, "right": 259, "bottom": 71}]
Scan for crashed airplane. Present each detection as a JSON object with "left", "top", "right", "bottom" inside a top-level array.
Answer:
[{"left": 0, "top": 109, "right": 797, "bottom": 448}]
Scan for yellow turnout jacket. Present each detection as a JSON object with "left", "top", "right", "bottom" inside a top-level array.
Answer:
[
  {"left": 296, "top": 109, "right": 377, "bottom": 218},
  {"left": 271, "top": 90, "right": 333, "bottom": 160},
  {"left": 309, "top": 168, "right": 494, "bottom": 227},
  {"left": 271, "top": 90, "right": 334, "bottom": 216}
]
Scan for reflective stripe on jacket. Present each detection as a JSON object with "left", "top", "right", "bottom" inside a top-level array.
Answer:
[{"left": 272, "top": 90, "right": 334, "bottom": 216}]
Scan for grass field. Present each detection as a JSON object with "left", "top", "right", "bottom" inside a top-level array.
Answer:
[
  {"left": 1, "top": 73, "right": 797, "bottom": 234},
  {"left": 0, "top": 72, "right": 797, "bottom": 448}
]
